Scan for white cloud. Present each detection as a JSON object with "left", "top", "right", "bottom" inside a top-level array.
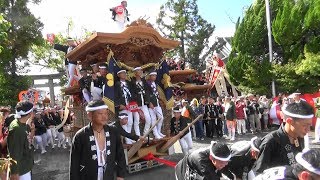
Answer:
[{"left": 28, "top": 0, "right": 162, "bottom": 37}]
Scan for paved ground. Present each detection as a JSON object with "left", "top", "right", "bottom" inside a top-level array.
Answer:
[{"left": 32, "top": 129, "right": 319, "bottom": 180}]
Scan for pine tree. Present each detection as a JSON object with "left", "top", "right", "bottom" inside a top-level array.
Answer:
[{"left": 157, "top": 0, "right": 216, "bottom": 71}]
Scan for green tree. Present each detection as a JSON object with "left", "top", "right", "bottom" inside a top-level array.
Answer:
[
  {"left": 227, "top": 0, "right": 320, "bottom": 95},
  {"left": 30, "top": 19, "right": 92, "bottom": 72},
  {"left": 272, "top": 0, "right": 308, "bottom": 63},
  {"left": 29, "top": 20, "right": 93, "bottom": 86},
  {"left": 30, "top": 33, "right": 68, "bottom": 72},
  {"left": 227, "top": 0, "right": 274, "bottom": 95},
  {"left": 0, "top": 0, "right": 43, "bottom": 107},
  {"left": 0, "top": 13, "right": 10, "bottom": 54},
  {"left": 157, "top": 0, "right": 216, "bottom": 71}
]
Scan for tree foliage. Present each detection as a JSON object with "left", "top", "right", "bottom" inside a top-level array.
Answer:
[
  {"left": 30, "top": 34, "right": 68, "bottom": 72},
  {"left": 0, "top": 0, "right": 43, "bottom": 107},
  {"left": 0, "top": 14, "right": 10, "bottom": 54},
  {"left": 227, "top": 0, "right": 320, "bottom": 95},
  {"left": 157, "top": 0, "right": 216, "bottom": 71}
]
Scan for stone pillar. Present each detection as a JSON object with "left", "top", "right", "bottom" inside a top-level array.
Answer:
[{"left": 48, "top": 79, "right": 55, "bottom": 106}]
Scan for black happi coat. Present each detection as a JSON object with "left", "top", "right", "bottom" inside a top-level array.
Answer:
[
  {"left": 146, "top": 81, "right": 160, "bottom": 107},
  {"left": 252, "top": 125, "right": 304, "bottom": 174},
  {"left": 93, "top": 76, "right": 106, "bottom": 89},
  {"left": 53, "top": 44, "right": 76, "bottom": 65},
  {"left": 199, "top": 104, "right": 208, "bottom": 119},
  {"left": 170, "top": 116, "right": 191, "bottom": 138},
  {"left": 79, "top": 76, "right": 92, "bottom": 92},
  {"left": 254, "top": 166, "right": 297, "bottom": 180},
  {"left": 114, "top": 80, "right": 137, "bottom": 109},
  {"left": 131, "top": 78, "right": 151, "bottom": 107},
  {"left": 70, "top": 123, "right": 127, "bottom": 180},
  {"left": 221, "top": 141, "right": 255, "bottom": 179},
  {"left": 34, "top": 117, "right": 47, "bottom": 136},
  {"left": 51, "top": 112, "right": 63, "bottom": 132},
  {"left": 42, "top": 113, "right": 56, "bottom": 127},
  {"left": 205, "top": 104, "right": 222, "bottom": 120},
  {"left": 175, "top": 147, "right": 223, "bottom": 180}
]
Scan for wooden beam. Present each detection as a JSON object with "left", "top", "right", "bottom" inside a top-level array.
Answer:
[
  {"left": 32, "top": 83, "right": 60, "bottom": 88},
  {"left": 29, "top": 73, "right": 64, "bottom": 80}
]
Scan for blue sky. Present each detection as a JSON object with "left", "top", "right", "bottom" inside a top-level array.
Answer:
[
  {"left": 197, "top": 0, "right": 252, "bottom": 28},
  {"left": 127, "top": 0, "right": 253, "bottom": 35}
]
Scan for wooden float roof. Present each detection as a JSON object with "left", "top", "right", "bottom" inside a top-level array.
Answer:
[{"left": 66, "top": 19, "right": 180, "bottom": 67}]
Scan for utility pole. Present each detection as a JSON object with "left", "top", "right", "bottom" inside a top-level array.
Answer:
[{"left": 265, "top": 0, "right": 276, "bottom": 97}]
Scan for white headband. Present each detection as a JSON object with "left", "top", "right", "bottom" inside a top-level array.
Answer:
[
  {"left": 99, "top": 66, "right": 107, "bottom": 69},
  {"left": 210, "top": 142, "right": 231, "bottom": 161},
  {"left": 117, "top": 70, "right": 126, "bottom": 74},
  {"left": 133, "top": 67, "right": 142, "bottom": 71},
  {"left": 86, "top": 105, "right": 108, "bottom": 112},
  {"left": 15, "top": 108, "right": 34, "bottom": 119},
  {"left": 173, "top": 109, "right": 182, "bottom": 113},
  {"left": 250, "top": 137, "right": 260, "bottom": 152},
  {"left": 295, "top": 152, "right": 320, "bottom": 175},
  {"left": 149, "top": 72, "right": 157, "bottom": 76},
  {"left": 282, "top": 109, "right": 314, "bottom": 119},
  {"left": 119, "top": 115, "right": 128, "bottom": 119}
]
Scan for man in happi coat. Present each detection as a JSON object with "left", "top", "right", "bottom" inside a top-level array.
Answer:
[{"left": 70, "top": 100, "right": 126, "bottom": 180}]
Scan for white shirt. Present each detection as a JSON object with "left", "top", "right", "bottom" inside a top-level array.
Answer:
[{"left": 95, "top": 138, "right": 106, "bottom": 180}]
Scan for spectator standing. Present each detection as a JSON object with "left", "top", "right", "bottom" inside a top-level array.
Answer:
[
  {"left": 236, "top": 97, "right": 247, "bottom": 135},
  {"left": 198, "top": 96, "right": 207, "bottom": 138},
  {"left": 225, "top": 96, "right": 237, "bottom": 141},
  {"left": 260, "top": 96, "right": 270, "bottom": 130},
  {"left": 312, "top": 88, "right": 320, "bottom": 144},
  {"left": 190, "top": 98, "right": 204, "bottom": 140}
]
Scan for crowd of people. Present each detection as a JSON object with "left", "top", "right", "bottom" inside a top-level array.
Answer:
[
  {"left": 33, "top": 107, "right": 74, "bottom": 153},
  {"left": 0, "top": 104, "right": 75, "bottom": 180},
  {"left": 172, "top": 94, "right": 273, "bottom": 143},
  {"left": 0, "top": 89, "right": 319, "bottom": 179},
  {"left": 175, "top": 95, "right": 320, "bottom": 180}
]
